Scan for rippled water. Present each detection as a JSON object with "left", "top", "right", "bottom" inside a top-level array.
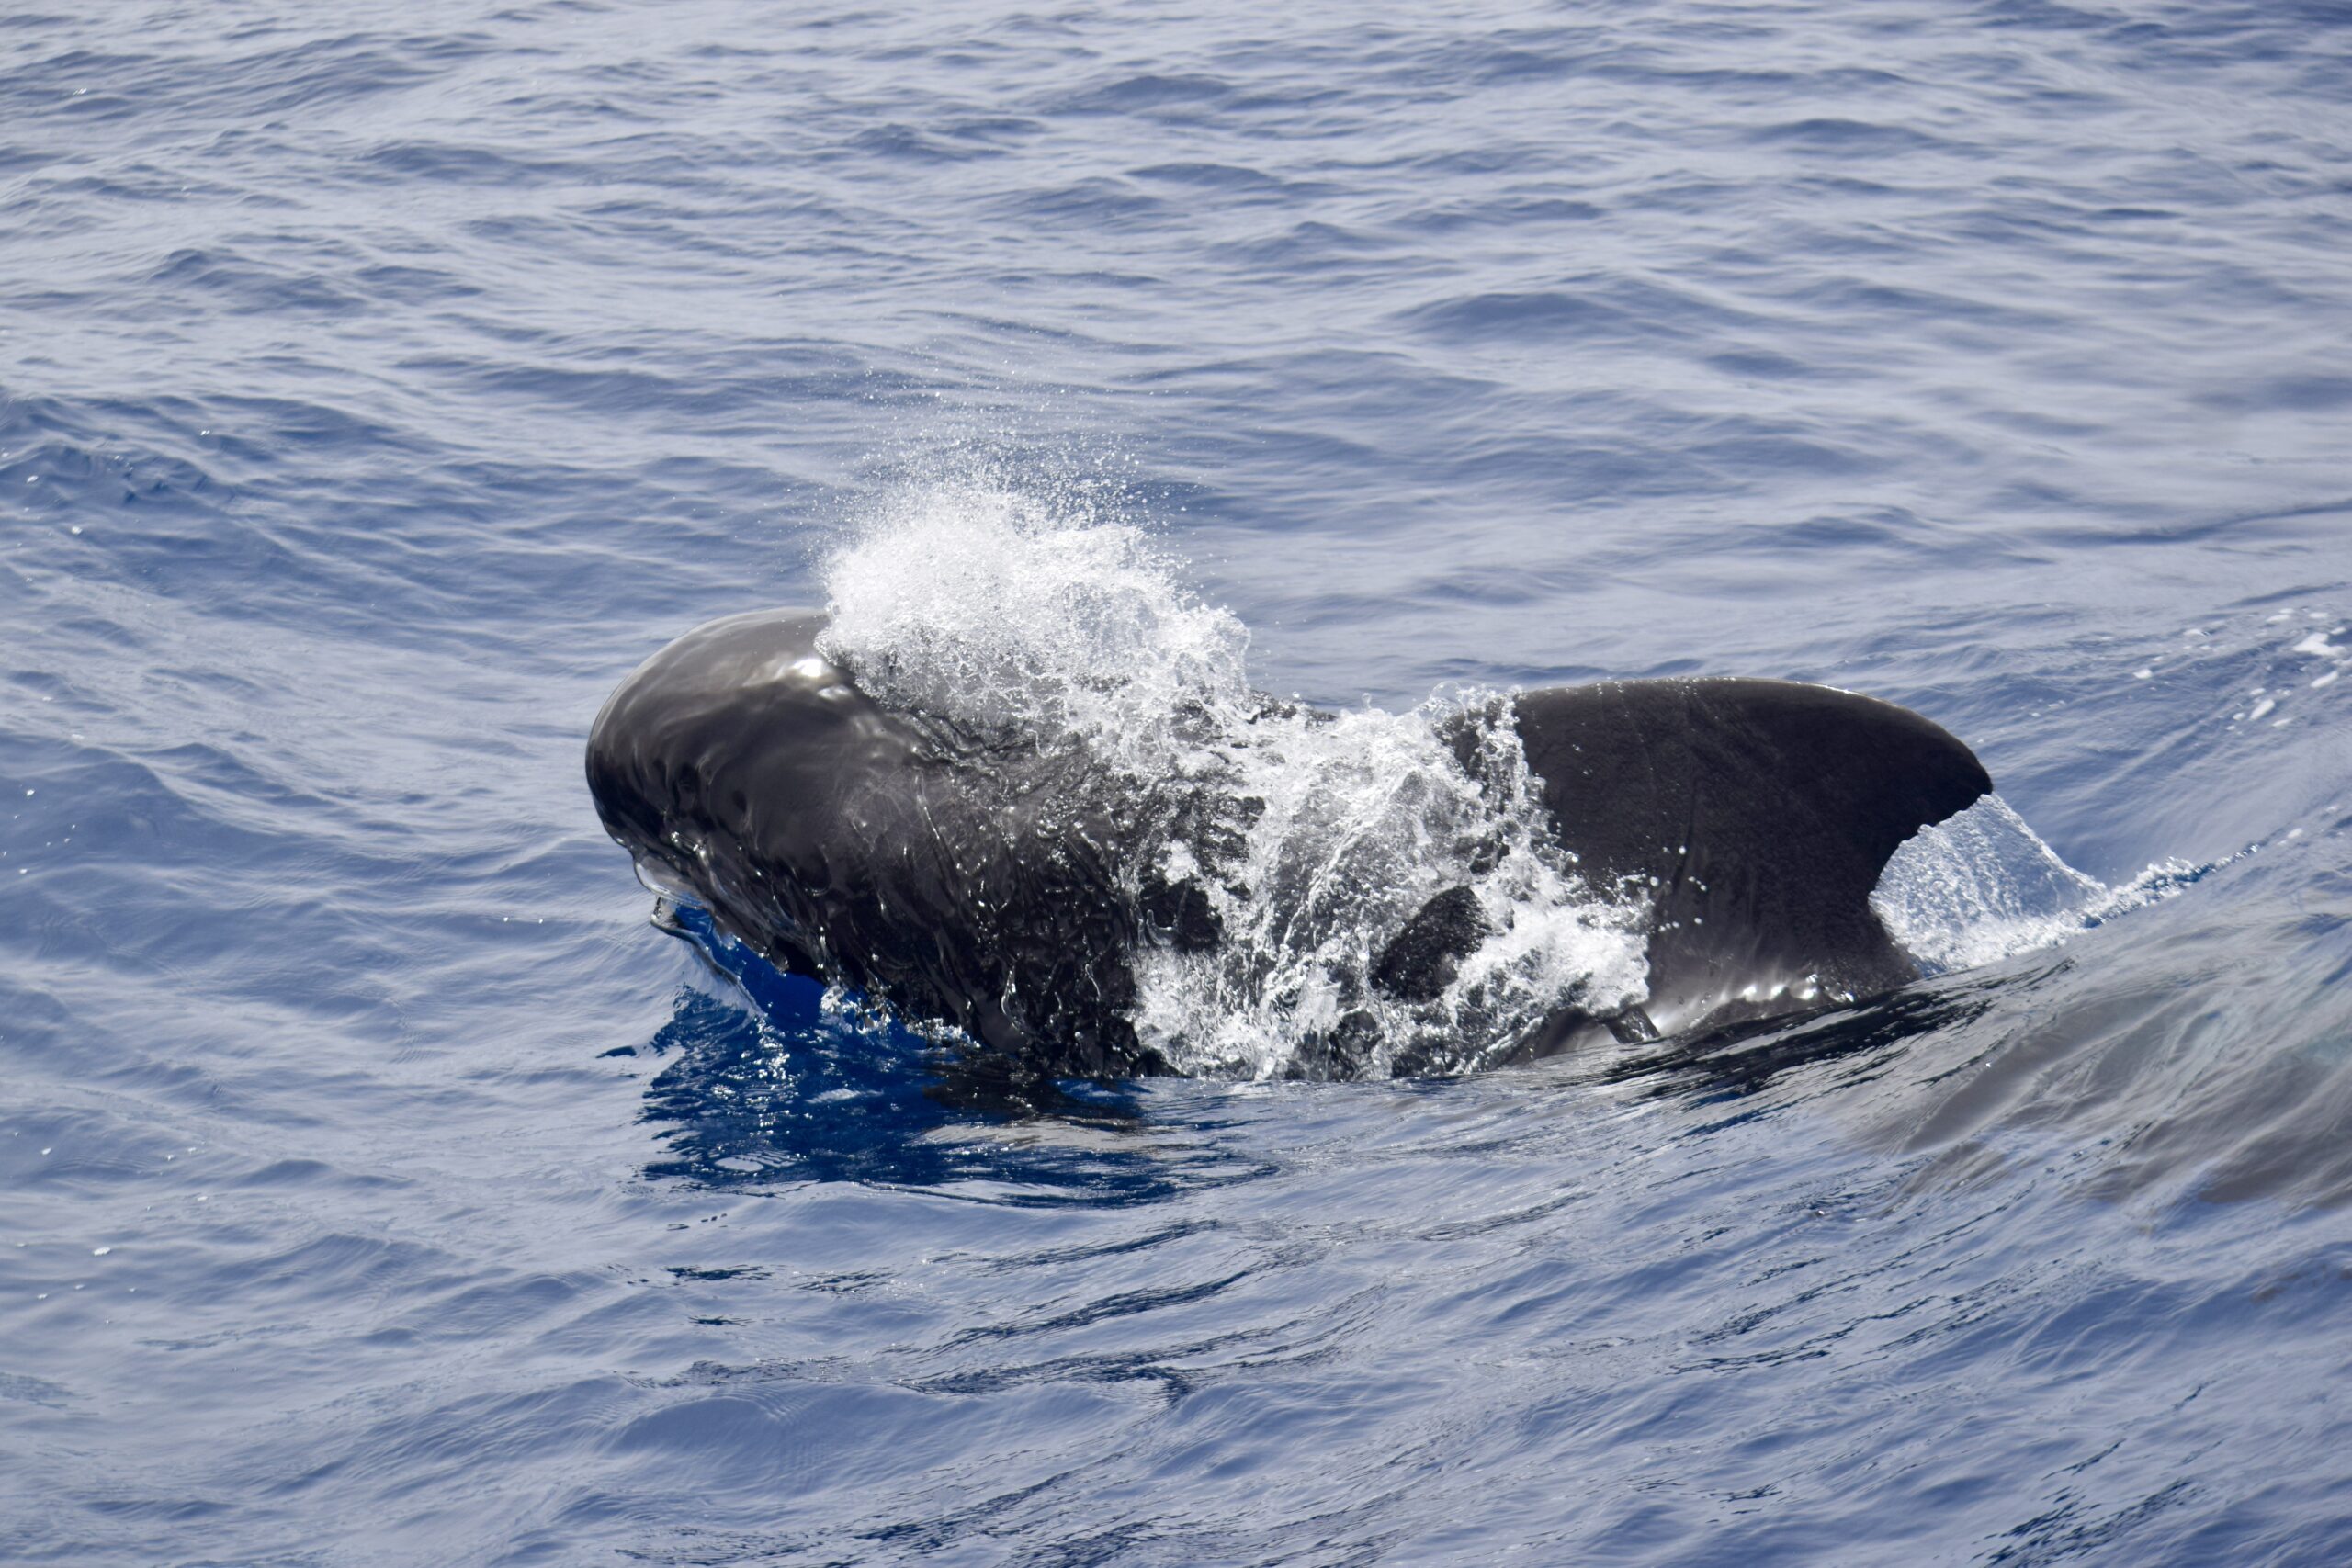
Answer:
[{"left": 6, "top": 3, "right": 2352, "bottom": 1563}]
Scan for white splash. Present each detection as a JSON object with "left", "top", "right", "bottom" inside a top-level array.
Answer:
[
  {"left": 1126, "top": 692, "right": 1650, "bottom": 1078},
  {"left": 1872, "top": 795, "right": 2194, "bottom": 973},
  {"left": 818, "top": 477, "right": 1646, "bottom": 1078},
  {"left": 820, "top": 477, "right": 1250, "bottom": 772}
]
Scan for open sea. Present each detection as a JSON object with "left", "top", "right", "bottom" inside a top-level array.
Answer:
[{"left": 6, "top": 2, "right": 2352, "bottom": 1562}]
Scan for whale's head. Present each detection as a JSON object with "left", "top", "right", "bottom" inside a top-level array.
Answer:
[
  {"left": 585, "top": 609, "right": 1157, "bottom": 1073},
  {"left": 585, "top": 609, "right": 918, "bottom": 940}
]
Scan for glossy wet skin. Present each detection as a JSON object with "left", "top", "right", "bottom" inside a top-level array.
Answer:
[
  {"left": 587, "top": 610, "right": 909, "bottom": 926},
  {"left": 1510, "top": 678, "right": 1992, "bottom": 1039},
  {"left": 590, "top": 609, "right": 1163, "bottom": 1076},
  {"left": 589, "top": 610, "right": 1992, "bottom": 1077}
]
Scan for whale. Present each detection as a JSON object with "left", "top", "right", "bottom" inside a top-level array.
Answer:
[{"left": 586, "top": 608, "right": 1991, "bottom": 1080}]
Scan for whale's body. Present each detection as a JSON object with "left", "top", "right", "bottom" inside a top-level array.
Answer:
[{"left": 587, "top": 609, "right": 1991, "bottom": 1079}]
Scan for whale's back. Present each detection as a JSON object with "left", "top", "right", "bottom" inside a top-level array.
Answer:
[{"left": 1514, "top": 679, "right": 1993, "bottom": 1039}]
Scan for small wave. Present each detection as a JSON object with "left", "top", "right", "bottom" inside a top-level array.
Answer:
[{"left": 1872, "top": 795, "right": 2198, "bottom": 973}]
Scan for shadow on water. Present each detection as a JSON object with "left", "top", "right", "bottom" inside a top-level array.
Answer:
[
  {"left": 618, "top": 904, "right": 1250, "bottom": 1202},
  {"left": 1585, "top": 968, "right": 2024, "bottom": 1110}
]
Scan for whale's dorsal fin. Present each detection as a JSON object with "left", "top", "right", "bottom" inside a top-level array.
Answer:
[{"left": 1513, "top": 679, "right": 1992, "bottom": 1037}]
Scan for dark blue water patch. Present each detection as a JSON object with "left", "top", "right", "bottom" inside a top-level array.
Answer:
[
  {"left": 1393, "top": 194, "right": 1607, "bottom": 234},
  {"left": 1705, "top": 346, "right": 1826, "bottom": 380},
  {"left": 844, "top": 121, "right": 1006, "bottom": 164},
  {"left": 1054, "top": 72, "right": 1241, "bottom": 118},
  {"left": 1199, "top": 218, "right": 1397, "bottom": 272},
  {"left": 0, "top": 142, "right": 61, "bottom": 175},
  {"left": 360, "top": 141, "right": 596, "bottom": 186},
  {"left": 146, "top": 248, "right": 372, "bottom": 317},
  {"left": 1399, "top": 278, "right": 1770, "bottom": 346},
  {"left": 993, "top": 175, "right": 1177, "bottom": 230},
  {"left": 2195, "top": 375, "right": 2352, "bottom": 414},
  {"left": 1744, "top": 117, "right": 1964, "bottom": 156},
  {"left": 629, "top": 907, "right": 1255, "bottom": 1206}
]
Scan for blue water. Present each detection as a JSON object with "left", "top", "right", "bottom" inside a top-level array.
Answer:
[{"left": 6, "top": 2, "right": 2352, "bottom": 1562}]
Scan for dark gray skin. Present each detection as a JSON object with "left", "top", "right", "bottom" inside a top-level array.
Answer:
[{"left": 586, "top": 609, "right": 1991, "bottom": 1079}]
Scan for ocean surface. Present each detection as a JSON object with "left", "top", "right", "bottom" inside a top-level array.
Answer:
[{"left": 6, "top": 2, "right": 2352, "bottom": 1562}]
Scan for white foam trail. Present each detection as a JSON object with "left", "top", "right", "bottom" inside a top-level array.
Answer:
[{"left": 1872, "top": 795, "right": 2194, "bottom": 973}]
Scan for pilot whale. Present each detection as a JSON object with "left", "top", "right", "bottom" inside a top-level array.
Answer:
[{"left": 586, "top": 608, "right": 1991, "bottom": 1079}]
